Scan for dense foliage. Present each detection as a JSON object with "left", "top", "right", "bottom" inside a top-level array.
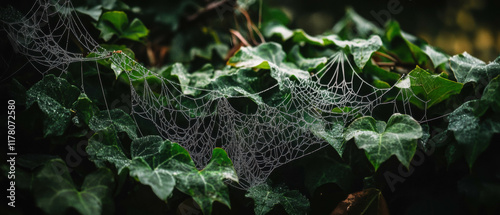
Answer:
[{"left": 2, "top": 0, "right": 500, "bottom": 214}]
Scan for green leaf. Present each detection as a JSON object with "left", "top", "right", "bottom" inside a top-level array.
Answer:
[
  {"left": 99, "top": 44, "right": 136, "bottom": 78},
  {"left": 127, "top": 136, "right": 189, "bottom": 200},
  {"left": 87, "top": 127, "right": 130, "bottom": 170},
  {"left": 332, "top": 7, "right": 384, "bottom": 40},
  {"left": 174, "top": 147, "right": 238, "bottom": 215},
  {"left": 263, "top": 22, "right": 382, "bottom": 69},
  {"left": 421, "top": 45, "right": 449, "bottom": 68},
  {"left": 481, "top": 75, "right": 500, "bottom": 112},
  {"left": 396, "top": 67, "right": 463, "bottom": 109},
  {"left": 288, "top": 45, "right": 327, "bottom": 71},
  {"left": 26, "top": 75, "right": 80, "bottom": 137},
  {"left": 246, "top": 183, "right": 310, "bottom": 215},
  {"left": 227, "top": 42, "right": 310, "bottom": 83},
  {"left": 72, "top": 93, "right": 99, "bottom": 126},
  {"left": 331, "top": 35, "right": 383, "bottom": 69},
  {"left": 96, "top": 11, "right": 149, "bottom": 42},
  {"left": 300, "top": 150, "right": 353, "bottom": 194},
  {"left": 450, "top": 52, "right": 500, "bottom": 84},
  {"left": 89, "top": 109, "right": 137, "bottom": 139},
  {"left": 447, "top": 100, "right": 500, "bottom": 168},
  {"left": 87, "top": 133, "right": 238, "bottom": 215},
  {"left": 384, "top": 21, "right": 443, "bottom": 68},
  {"left": 345, "top": 114, "right": 423, "bottom": 171},
  {"left": 33, "top": 159, "right": 114, "bottom": 215},
  {"left": 310, "top": 122, "right": 345, "bottom": 156},
  {"left": 163, "top": 63, "right": 213, "bottom": 96}
]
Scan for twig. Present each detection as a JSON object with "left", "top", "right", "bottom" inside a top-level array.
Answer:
[
  {"left": 230, "top": 29, "right": 251, "bottom": 47},
  {"left": 374, "top": 51, "right": 398, "bottom": 62}
]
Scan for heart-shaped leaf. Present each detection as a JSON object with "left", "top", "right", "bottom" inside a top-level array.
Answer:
[
  {"left": 345, "top": 113, "right": 423, "bottom": 171},
  {"left": 33, "top": 159, "right": 114, "bottom": 215},
  {"left": 96, "top": 11, "right": 149, "bottom": 42},
  {"left": 246, "top": 183, "right": 310, "bottom": 215}
]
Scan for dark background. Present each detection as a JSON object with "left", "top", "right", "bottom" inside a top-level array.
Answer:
[{"left": 268, "top": 0, "right": 500, "bottom": 61}]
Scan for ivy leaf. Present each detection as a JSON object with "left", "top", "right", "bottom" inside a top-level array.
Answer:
[
  {"left": 71, "top": 93, "right": 99, "bottom": 126},
  {"left": 396, "top": 67, "right": 463, "bottom": 109},
  {"left": 87, "top": 133, "right": 238, "bottom": 215},
  {"left": 33, "top": 159, "right": 114, "bottom": 215},
  {"left": 264, "top": 22, "right": 382, "bottom": 69},
  {"left": 384, "top": 21, "right": 433, "bottom": 69},
  {"left": 174, "top": 147, "right": 239, "bottom": 215},
  {"left": 332, "top": 188, "right": 389, "bottom": 215},
  {"left": 99, "top": 44, "right": 136, "bottom": 78},
  {"left": 87, "top": 127, "right": 130, "bottom": 170},
  {"left": 288, "top": 45, "right": 327, "bottom": 71},
  {"left": 127, "top": 136, "right": 190, "bottom": 200},
  {"left": 89, "top": 109, "right": 137, "bottom": 139},
  {"left": 450, "top": 52, "right": 500, "bottom": 84},
  {"left": 163, "top": 63, "right": 213, "bottom": 96},
  {"left": 26, "top": 75, "right": 80, "bottom": 137},
  {"left": 421, "top": 45, "right": 449, "bottom": 68},
  {"left": 246, "top": 183, "right": 310, "bottom": 215},
  {"left": 481, "top": 75, "right": 500, "bottom": 112},
  {"left": 345, "top": 113, "right": 423, "bottom": 171},
  {"left": 300, "top": 150, "right": 353, "bottom": 194},
  {"left": 227, "top": 42, "right": 310, "bottom": 82},
  {"left": 332, "top": 7, "right": 384, "bottom": 40},
  {"left": 96, "top": 11, "right": 149, "bottom": 42},
  {"left": 310, "top": 122, "right": 345, "bottom": 156},
  {"left": 447, "top": 100, "right": 500, "bottom": 168},
  {"left": 329, "top": 35, "right": 383, "bottom": 69}
]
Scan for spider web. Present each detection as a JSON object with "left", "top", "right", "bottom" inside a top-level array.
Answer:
[{"left": 1, "top": 0, "right": 428, "bottom": 189}]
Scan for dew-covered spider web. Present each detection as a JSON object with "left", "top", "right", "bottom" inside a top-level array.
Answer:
[{"left": 1, "top": 0, "right": 429, "bottom": 189}]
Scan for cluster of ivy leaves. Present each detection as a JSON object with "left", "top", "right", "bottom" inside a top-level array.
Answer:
[{"left": 2, "top": 0, "right": 500, "bottom": 215}]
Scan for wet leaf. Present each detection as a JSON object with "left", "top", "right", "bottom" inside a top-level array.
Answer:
[
  {"left": 246, "top": 183, "right": 310, "bottom": 215},
  {"left": 26, "top": 75, "right": 80, "bottom": 137},
  {"left": 450, "top": 52, "right": 500, "bottom": 84},
  {"left": 345, "top": 114, "right": 423, "bottom": 171}
]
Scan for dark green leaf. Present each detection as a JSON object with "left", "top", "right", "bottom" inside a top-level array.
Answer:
[
  {"left": 33, "top": 159, "right": 114, "bottom": 215},
  {"left": 310, "top": 122, "right": 345, "bottom": 156},
  {"left": 72, "top": 93, "right": 99, "bottom": 126},
  {"left": 447, "top": 100, "right": 500, "bottom": 168},
  {"left": 332, "top": 7, "right": 384, "bottom": 40},
  {"left": 450, "top": 52, "right": 500, "bottom": 84},
  {"left": 384, "top": 21, "right": 433, "bottom": 69},
  {"left": 96, "top": 11, "right": 149, "bottom": 42},
  {"left": 345, "top": 114, "right": 422, "bottom": 171},
  {"left": 395, "top": 67, "right": 463, "bottom": 109},
  {"left": 89, "top": 109, "right": 137, "bottom": 139},
  {"left": 481, "top": 75, "right": 500, "bottom": 112},
  {"left": 87, "top": 133, "right": 238, "bottom": 215},
  {"left": 246, "top": 183, "right": 310, "bottom": 215},
  {"left": 227, "top": 42, "right": 310, "bottom": 84},
  {"left": 288, "top": 45, "right": 327, "bottom": 71},
  {"left": 26, "top": 75, "right": 80, "bottom": 137}
]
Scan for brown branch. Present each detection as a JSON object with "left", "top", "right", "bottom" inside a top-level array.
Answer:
[
  {"left": 374, "top": 51, "right": 398, "bottom": 62},
  {"left": 238, "top": 7, "right": 258, "bottom": 45},
  {"left": 230, "top": 29, "right": 251, "bottom": 47}
]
